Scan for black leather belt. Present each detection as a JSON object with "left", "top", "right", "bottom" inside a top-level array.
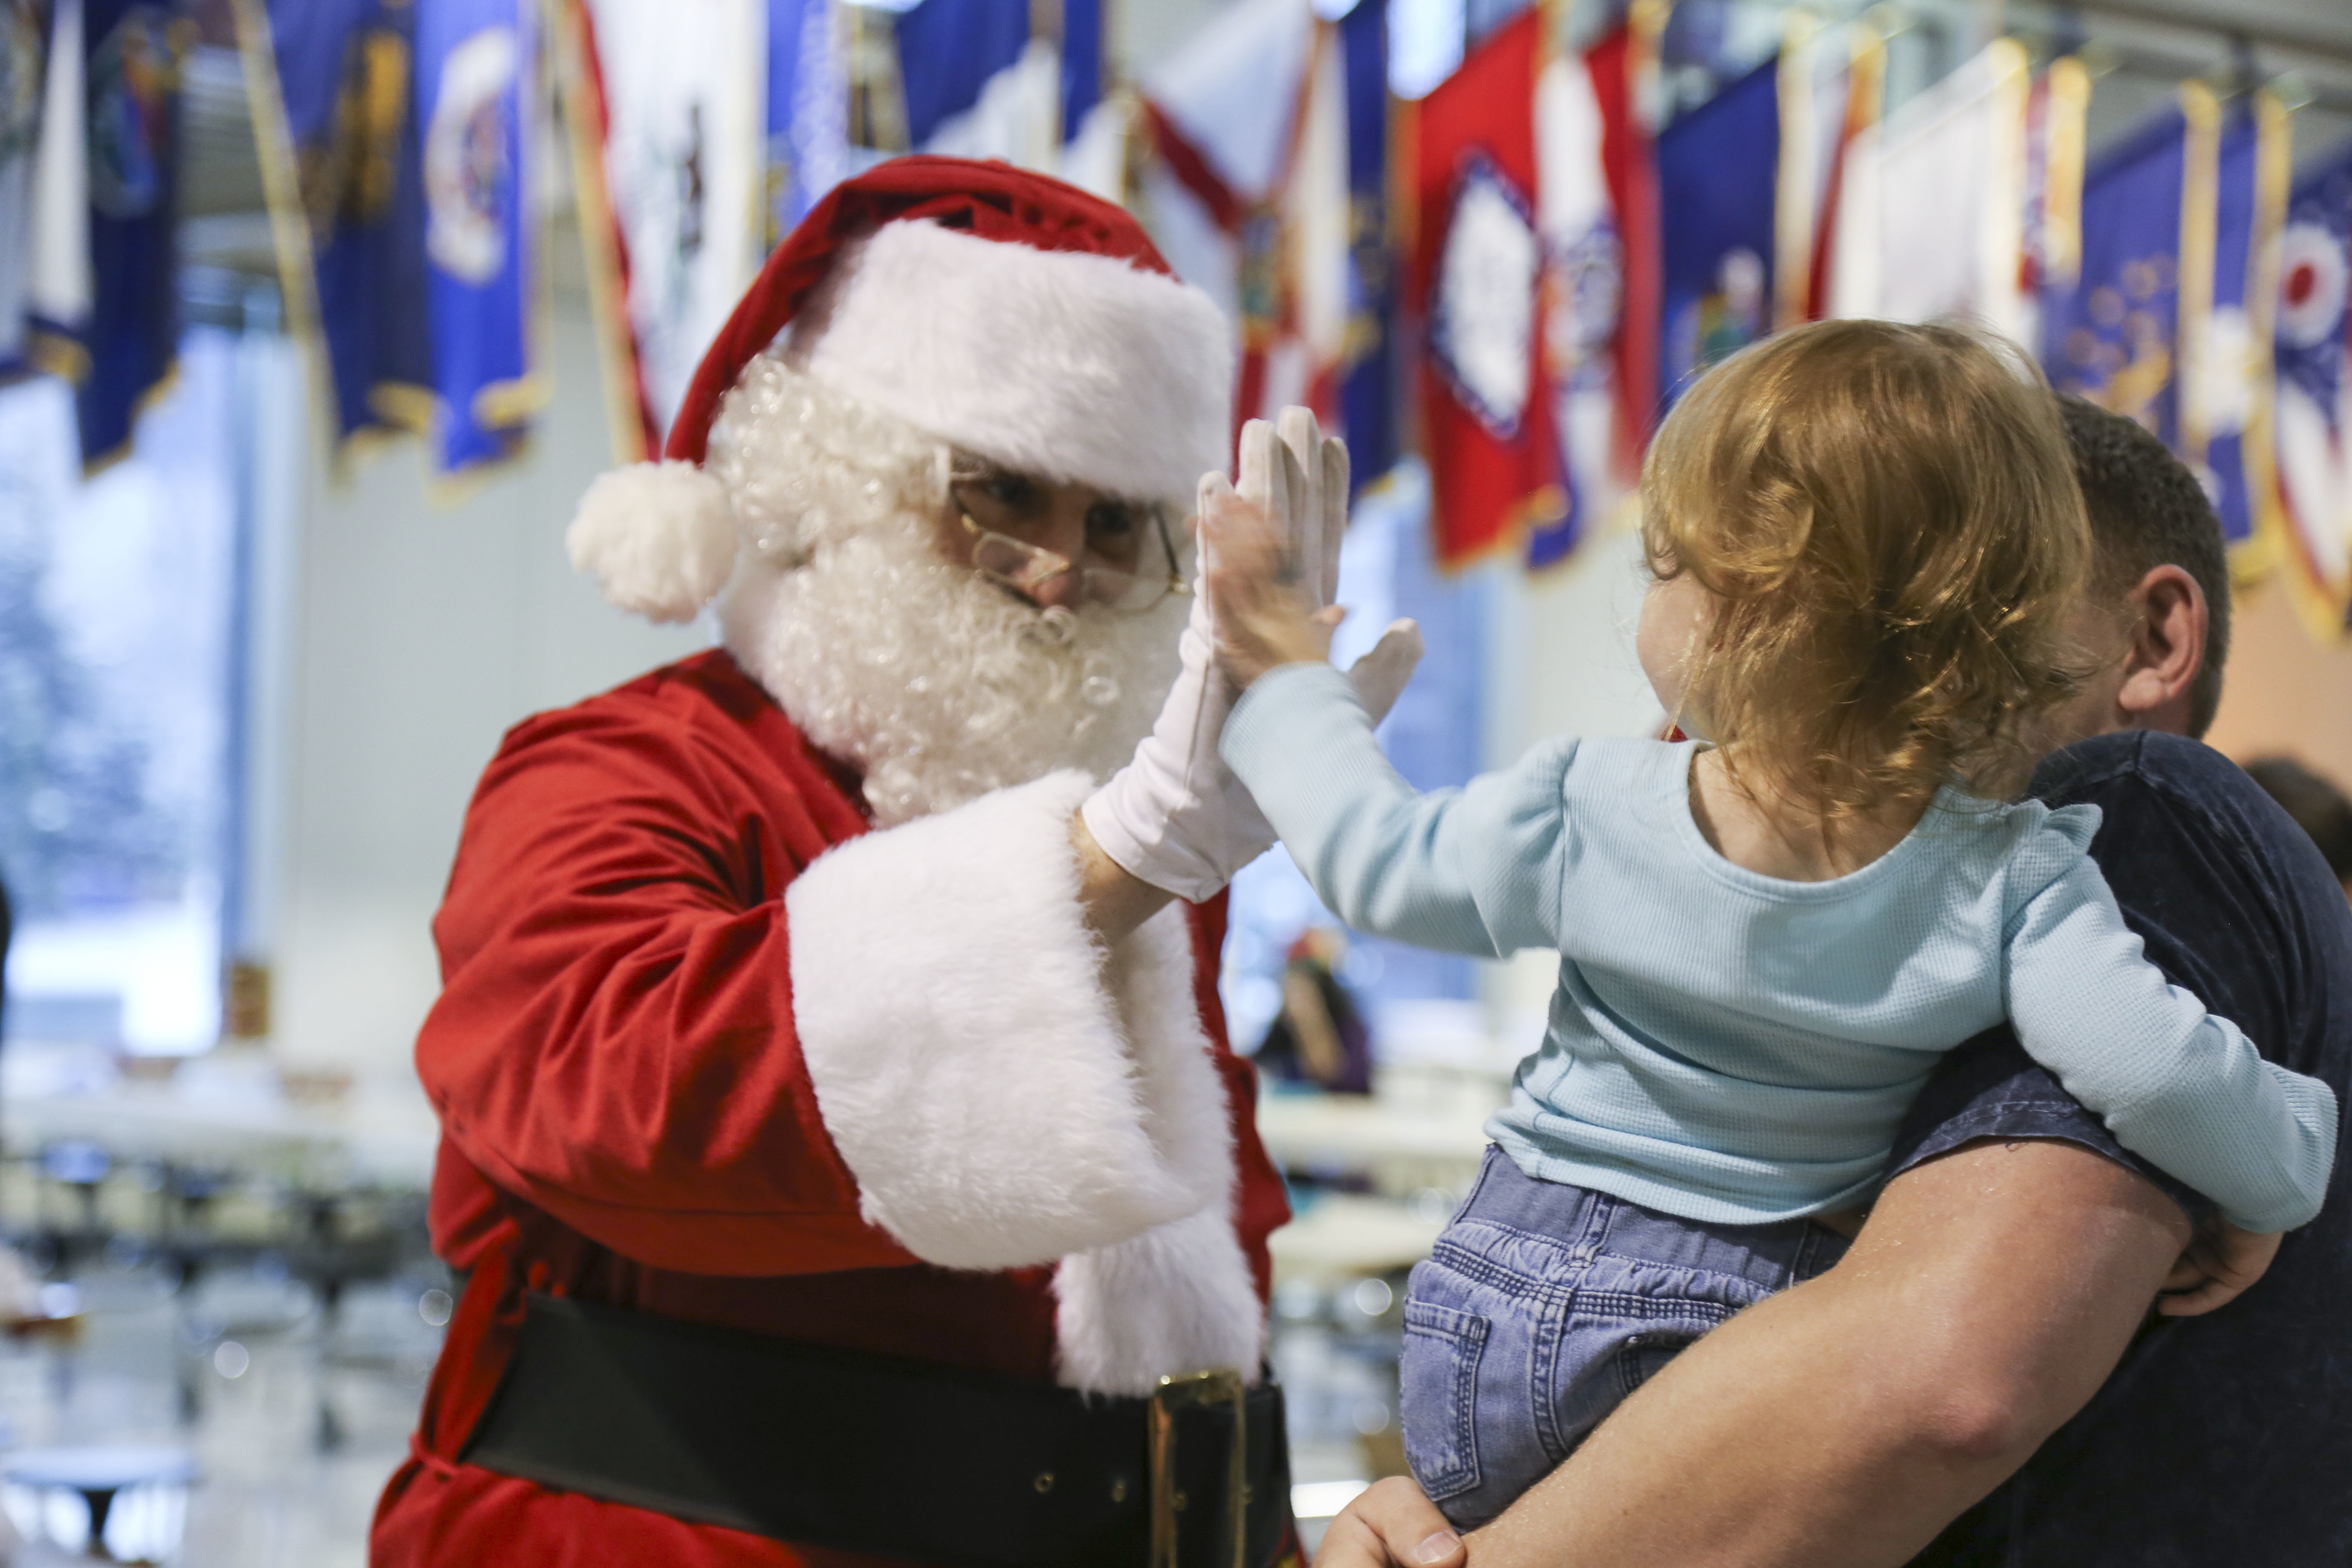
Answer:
[{"left": 460, "top": 1292, "right": 1294, "bottom": 1568}]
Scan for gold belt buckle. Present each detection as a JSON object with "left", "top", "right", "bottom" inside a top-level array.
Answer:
[{"left": 1148, "top": 1367, "right": 1248, "bottom": 1568}]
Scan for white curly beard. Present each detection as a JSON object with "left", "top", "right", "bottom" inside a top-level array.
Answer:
[{"left": 720, "top": 530, "right": 1182, "bottom": 825}]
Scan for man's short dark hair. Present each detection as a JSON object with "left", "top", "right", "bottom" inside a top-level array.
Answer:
[
  {"left": 2056, "top": 395, "right": 2232, "bottom": 737},
  {"left": 2244, "top": 756, "right": 2352, "bottom": 885}
]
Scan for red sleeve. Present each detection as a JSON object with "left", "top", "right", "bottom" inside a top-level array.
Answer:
[
  {"left": 1190, "top": 894, "right": 1292, "bottom": 1307},
  {"left": 416, "top": 702, "right": 916, "bottom": 1277}
]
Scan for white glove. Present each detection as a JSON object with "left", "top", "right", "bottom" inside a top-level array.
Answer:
[{"left": 1082, "top": 410, "right": 1425, "bottom": 902}]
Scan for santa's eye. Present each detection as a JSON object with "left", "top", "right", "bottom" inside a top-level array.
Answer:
[{"left": 982, "top": 473, "right": 1042, "bottom": 512}]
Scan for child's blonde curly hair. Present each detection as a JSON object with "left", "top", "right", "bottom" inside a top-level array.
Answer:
[{"left": 1642, "top": 318, "right": 2091, "bottom": 819}]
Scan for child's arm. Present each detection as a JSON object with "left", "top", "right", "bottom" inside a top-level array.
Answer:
[
  {"left": 1205, "top": 475, "right": 1569, "bottom": 958},
  {"left": 2006, "top": 838, "right": 2338, "bottom": 1235},
  {"left": 1222, "top": 665, "right": 1571, "bottom": 958}
]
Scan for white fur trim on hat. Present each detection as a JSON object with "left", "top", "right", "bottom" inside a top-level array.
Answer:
[
  {"left": 785, "top": 770, "right": 1236, "bottom": 1274},
  {"left": 793, "top": 219, "right": 1234, "bottom": 502},
  {"left": 567, "top": 460, "right": 739, "bottom": 624}
]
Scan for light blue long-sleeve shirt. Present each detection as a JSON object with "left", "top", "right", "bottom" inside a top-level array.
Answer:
[{"left": 1222, "top": 663, "right": 2340, "bottom": 1232}]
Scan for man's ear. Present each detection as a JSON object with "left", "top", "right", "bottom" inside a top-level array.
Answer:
[{"left": 2114, "top": 564, "right": 2207, "bottom": 726}]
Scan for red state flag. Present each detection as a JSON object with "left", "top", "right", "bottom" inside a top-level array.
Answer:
[{"left": 1407, "top": 7, "right": 1561, "bottom": 566}]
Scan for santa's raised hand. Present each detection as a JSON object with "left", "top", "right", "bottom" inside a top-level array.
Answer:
[{"left": 1082, "top": 410, "right": 1423, "bottom": 902}]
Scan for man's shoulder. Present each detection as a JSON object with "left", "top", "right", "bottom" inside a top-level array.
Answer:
[
  {"left": 475, "top": 649, "right": 861, "bottom": 821},
  {"left": 2030, "top": 730, "right": 2340, "bottom": 925},
  {"left": 505, "top": 648, "right": 775, "bottom": 744},
  {"left": 2029, "top": 726, "right": 2352, "bottom": 1077},
  {"left": 2031, "top": 728, "right": 2259, "bottom": 818}
]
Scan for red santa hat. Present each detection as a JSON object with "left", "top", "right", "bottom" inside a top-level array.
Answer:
[{"left": 569, "top": 157, "right": 1235, "bottom": 623}]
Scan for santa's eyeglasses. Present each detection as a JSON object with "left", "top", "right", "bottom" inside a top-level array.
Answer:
[{"left": 948, "top": 460, "right": 1189, "bottom": 614}]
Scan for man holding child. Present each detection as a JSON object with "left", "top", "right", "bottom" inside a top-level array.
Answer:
[{"left": 1325, "top": 395, "right": 2352, "bottom": 1566}]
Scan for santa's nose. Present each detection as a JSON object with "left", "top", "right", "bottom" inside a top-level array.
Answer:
[{"left": 1025, "top": 567, "right": 1087, "bottom": 611}]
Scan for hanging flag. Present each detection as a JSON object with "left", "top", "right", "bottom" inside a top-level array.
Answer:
[
  {"left": 2187, "top": 92, "right": 2289, "bottom": 573},
  {"left": 1142, "top": 0, "right": 1355, "bottom": 450},
  {"left": 2039, "top": 86, "right": 2220, "bottom": 451},
  {"left": 2016, "top": 55, "right": 2089, "bottom": 352},
  {"left": 1656, "top": 53, "right": 1776, "bottom": 411},
  {"left": 0, "top": 0, "right": 55, "bottom": 373},
  {"left": 1406, "top": 3, "right": 1556, "bottom": 565},
  {"left": 1525, "top": 17, "right": 1655, "bottom": 570},
  {"left": 236, "top": 0, "right": 435, "bottom": 454},
  {"left": 416, "top": 0, "right": 541, "bottom": 478},
  {"left": 2272, "top": 138, "right": 2352, "bottom": 639},
  {"left": 1771, "top": 9, "right": 1840, "bottom": 331},
  {"left": 61, "top": 0, "right": 185, "bottom": 466},
  {"left": 765, "top": 0, "right": 846, "bottom": 249},
  {"left": 560, "top": 0, "right": 765, "bottom": 455},
  {"left": 1804, "top": 17, "right": 1882, "bottom": 324},
  {"left": 1828, "top": 37, "right": 2030, "bottom": 340},
  {"left": 1336, "top": 0, "right": 1396, "bottom": 493},
  {"left": 898, "top": 0, "right": 1048, "bottom": 167}
]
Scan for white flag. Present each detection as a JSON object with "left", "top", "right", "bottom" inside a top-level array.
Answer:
[
  {"left": 1831, "top": 38, "right": 2031, "bottom": 341},
  {"left": 1142, "top": 0, "right": 1349, "bottom": 428},
  {"left": 25, "top": 0, "right": 89, "bottom": 356},
  {"left": 570, "top": 0, "right": 766, "bottom": 449}
]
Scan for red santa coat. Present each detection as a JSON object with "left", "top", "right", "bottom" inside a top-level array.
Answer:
[{"left": 370, "top": 649, "right": 1290, "bottom": 1567}]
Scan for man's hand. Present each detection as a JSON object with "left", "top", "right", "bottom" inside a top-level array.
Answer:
[
  {"left": 2156, "top": 1216, "right": 2281, "bottom": 1317},
  {"left": 1314, "top": 1478, "right": 1465, "bottom": 1568}
]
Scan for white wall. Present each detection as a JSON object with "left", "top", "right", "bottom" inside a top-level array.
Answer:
[{"left": 269, "top": 296, "right": 702, "bottom": 1074}]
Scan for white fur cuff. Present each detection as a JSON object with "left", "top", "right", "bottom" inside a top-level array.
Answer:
[
  {"left": 787, "top": 772, "right": 1235, "bottom": 1271},
  {"left": 1055, "top": 1207, "right": 1266, "bottom": 1396}
]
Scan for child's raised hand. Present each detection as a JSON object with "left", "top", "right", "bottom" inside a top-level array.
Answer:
[
  {"left": 2156, "top": 1216, "right": 2282, "bottom": 1316},
  {"left": 1200, "top": 475, "right": 1336, "bottom": 689}
]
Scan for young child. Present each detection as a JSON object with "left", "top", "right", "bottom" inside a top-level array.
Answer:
[{"left": 1206, "top": 321, "right": 2339, "bottom": 1528}]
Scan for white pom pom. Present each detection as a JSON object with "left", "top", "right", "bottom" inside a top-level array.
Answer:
[{"left": 565, "top": 461, "right": 739, "bottom": 624}]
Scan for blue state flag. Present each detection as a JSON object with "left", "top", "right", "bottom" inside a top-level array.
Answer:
[
  {"left": 77, "top": 0, "right": 184, "bottom": 466},
  {"left": 2040, "top": 91, "right": 2216, "bottom": 450},
  {"left": 1338, "top": 0, "right": 1396, "bottom": 495},
  {"left": 245, "top": 0, "right": 433, "bottom": 448},
  {"left": 1060, "top": 0, "right": 1099, "bottom": 145},
  {"left": 895, "top": 0, "right": 1028, "bottom": 147},
  {"left": 2199, "top": 95, "right": 2287, "bottom": 560},
  {"left": 766, "top": 0, "right": 846, "bottom": 248},
  {"left": 1656, "top": 56, "right": 1776, "bottom": 415},
  {"left": 2273, "top": 138, "right": 2352, "bottom": 635},
  {"left": 891, "top": 0, "right": 1099, "bottom": 163},
  {"left": 416, "top": 0, "right": 536, "bottom": 477}
]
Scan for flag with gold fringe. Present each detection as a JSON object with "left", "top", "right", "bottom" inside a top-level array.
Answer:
[
  {"left": 2190, "top": 92, "right": 2289, "bottom": 576},
  {"left": 2273, "top": 139, "right": 2352, "bottom": 638},
  {"left": 417, "top": 0, "right": 541, "bottom": 477},
  {"left": 237, "top": 0, "right": 435, "bottom": 455},
  {"left": 2039, "top": 86, "right": 2220, "bottom": 453}
]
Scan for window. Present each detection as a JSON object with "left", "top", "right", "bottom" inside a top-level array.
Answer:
[{"left": 0, "top": 330, "right": 249, "bottom": 1053}]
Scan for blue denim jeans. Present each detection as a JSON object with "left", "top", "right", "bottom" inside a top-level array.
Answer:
[{"left": 1400, "top": 1148, "right": 1852, "bottom": 1529}]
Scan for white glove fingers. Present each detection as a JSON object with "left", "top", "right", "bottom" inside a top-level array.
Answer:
[
  {"left": 1237, "top": 420, "right": 1277, "bottom": 509},
  {"left": 1318, "top": 438, "right": 1350, "bottom": 604},
  {"left": 1275, "top": 409, "right": 1322, "bottom": 603},
  {"left": 1344, "top": 619, "right": 1426, "bottom": 726}
]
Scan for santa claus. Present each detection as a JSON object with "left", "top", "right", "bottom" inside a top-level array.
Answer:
[{"left": 371, "top": 159, "right": 1419, "bottom": 1567}]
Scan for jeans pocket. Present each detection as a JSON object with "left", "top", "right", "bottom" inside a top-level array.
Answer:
[
  {"left": 1400, "top": 1298, "right": 1490, "bottom": 1501},
  {"left": 1610, "top": 1313, "right": 1728, "bottom": 1401}
]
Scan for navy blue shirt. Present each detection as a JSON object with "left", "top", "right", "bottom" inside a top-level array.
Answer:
[{"left": 1890, "top": 730, "right": 2352, "bottom": 1564}]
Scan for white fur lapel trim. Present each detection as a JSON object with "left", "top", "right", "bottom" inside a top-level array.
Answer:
[{"left": 787, "top": 771, "right": 1235, "bottom": 1272}]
